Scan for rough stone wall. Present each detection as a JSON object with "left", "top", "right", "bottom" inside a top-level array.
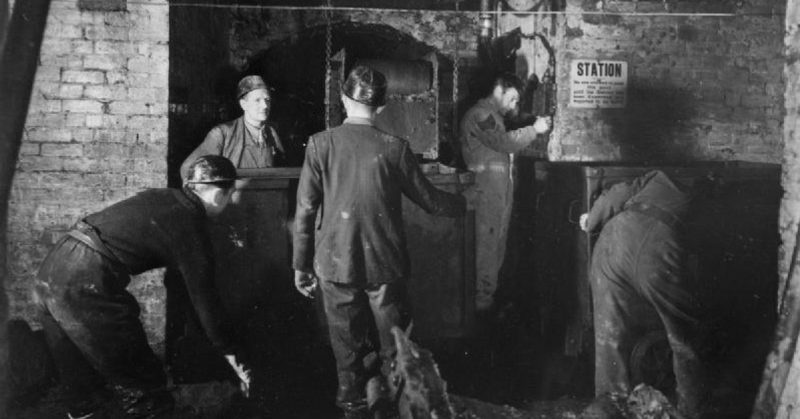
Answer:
[
  {"left": 229, "top": 9, "right": 478, "bottom": 71},
  {"left": 6, "top": 0, "right": 169, "bottom": 345},
  {"left": 226, "top": 8, "right": 480, "bottom": 143},
  {"left": 540, "top": 0, "right": 785, "bottom": 163},
  {"left": 778, "top": 1, "right": 800, "bottom": 416}
]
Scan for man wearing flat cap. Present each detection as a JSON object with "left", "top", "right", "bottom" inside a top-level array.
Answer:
[
  {"left": 180, "top": 75, "right": 286, "bottom": 180},
  {"left": 293, "top": 65, "right": 466, "bottom": 419},
  {"left": 35, "top": 155, "right": 250, "bottom": 419}
]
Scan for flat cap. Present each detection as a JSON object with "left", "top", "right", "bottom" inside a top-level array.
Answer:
[
  {"left": 343, "top": 65, "right": 387, "bottom": 107},
  {"left": 237, "top": 75, "right": 269, "bottom": 99}
]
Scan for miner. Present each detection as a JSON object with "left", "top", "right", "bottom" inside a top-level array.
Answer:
[
  {"left": 459, "top": 71, "right": 551, "bottom": 312},
  {"left": 34, "top": 155, "right": 249, "bottom": 419},
  {"left": 292, "top": 65, "right": 466, "bottom": 419},
  {"left": 180, "top": 74, "right": 286, "bottom": 180},
  {"left": 580, "top": 169, "right": 708, "bottom": 418}
]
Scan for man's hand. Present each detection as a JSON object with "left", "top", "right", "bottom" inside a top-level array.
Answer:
[
  {"left": 224, "top": 353, "right": 251, "bottom": 397},
  {"left": 294, "top": 270, "right": 318, "bottom": 299},
  {"left": 579, "top": 213, "right": 589, "bottom": 232},
  {"left": 533, "top": 116, "right": 552, "bottom": 134}
]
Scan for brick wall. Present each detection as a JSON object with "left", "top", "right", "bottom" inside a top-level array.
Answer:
[
  {"left": 7, "top": 0, "right": 169, "bottom": 346},
  {"left": 228, "top": 9, "right": 478, "bottom": 72},
  {"left": 225, "top": 5, "right": 785, "bottom": 164},
  {"left": 543, "top": 0, "right": 785, "bottom": 163}
]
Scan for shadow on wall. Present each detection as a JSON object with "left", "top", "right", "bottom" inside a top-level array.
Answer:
[{"left": 607, "top": 84, "right": 698, "bottom": 162}]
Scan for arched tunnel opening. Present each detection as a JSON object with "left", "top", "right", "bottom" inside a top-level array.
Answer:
[{"left": 232, "top": 22, "right": 456, "bottom": 166}]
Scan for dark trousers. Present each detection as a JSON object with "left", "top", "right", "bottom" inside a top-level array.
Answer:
[
  {"left": 590, "top": 211, "right": 705, "bottom": 417},
  {"left": 320, "top": 280, "right": 409, "bottom": 407},
  {"left": 34, "top": 236, "right": 173, "bottom": 418}
]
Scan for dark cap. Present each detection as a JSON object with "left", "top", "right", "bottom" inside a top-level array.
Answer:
[
  {"left": 237, "top": 75, "right": 269, "bottom": 99},
  {"left": 185, "top": 155, "right": 239, "bottom": 187},
  {"left": 343, "top": 65, "right": 387, "bottom": 107}
]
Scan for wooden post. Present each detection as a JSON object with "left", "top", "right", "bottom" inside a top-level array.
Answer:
[{"left": 0, "top": 0, "right": 51, "bottom": 414}]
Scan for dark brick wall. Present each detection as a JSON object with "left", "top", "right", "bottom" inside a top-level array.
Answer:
[
  {"left": 548, "top": 0, "right": 785, "bottom": 162},
  {"left": 8, "top": 0, "right": 169, "bottom": 346}
]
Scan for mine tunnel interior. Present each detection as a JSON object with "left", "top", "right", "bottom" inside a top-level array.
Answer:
[{"left": 2, "top": 1, "right": 788, "bottom": 418}]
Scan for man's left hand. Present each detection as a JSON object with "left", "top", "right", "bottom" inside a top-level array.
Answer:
[{"left": 294, "top": 270, "right": 318, "bottom": 299}]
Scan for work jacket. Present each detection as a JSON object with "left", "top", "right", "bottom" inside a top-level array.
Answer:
[
  {"left": 180, "top": 115, "right": 285, "bottom": 179},
  {"left": 459, "top": 97, "right": 547, "bottom": 309},
  {"left": 585, "top": 170, "right": 691, "bottom": 233},
  {"left": 293, "top": 117, "right": 466, "bottom": 285},
  {"left": 83, "top": 188, "right": 232, "bottom": 351}
]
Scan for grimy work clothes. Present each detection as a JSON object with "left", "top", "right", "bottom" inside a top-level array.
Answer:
[
  {"left": 459, "top": 97, "right": 547, "bottom": 310},
  {"left": 180, "top": 115, "right": 285, "bottom": 179},
  {"left": 586, "top": 170, "right": 705, "bottom": 418},
  {"left": 320, "top": 280, "right": 408, "bottom": 405},
  {"left": 293, "top": 117, "right": 466, "bottom": 285},
  {"left": 293, "top": 117, "right": 465, "bottom": 408},
  {"left": 34, "top": 188, "right": 234, "bottom": 417}
]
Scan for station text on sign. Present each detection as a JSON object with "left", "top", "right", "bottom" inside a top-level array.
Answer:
[{"left": 570, "top": 60, "right": 628, "bottom": 109}]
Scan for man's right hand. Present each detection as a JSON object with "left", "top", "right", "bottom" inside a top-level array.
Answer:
[
  {"left": 533, "top": 116, "right": 552, "bottom": 134},
  {"left": 294, "top": 270, "right": 318, "bottom": 299},
  {"left": 579, "top": 213, "right": 589, "bottom": 232}
]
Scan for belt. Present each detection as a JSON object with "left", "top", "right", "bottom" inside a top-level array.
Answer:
[
  {"left": 624, "top": 202, "right": 682, "bottom": 229},
  {"left": 68, "top": 221, "right": 125, "bottom": 267}
]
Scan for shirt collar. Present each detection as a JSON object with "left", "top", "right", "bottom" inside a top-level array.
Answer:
[
  {"left": 479, "top": 97, "right": 503, "bottom": 114},
  {"left": 343, "top": 117, "right": 374, "bottom": 126},
  {"left": 179, "top": 186, "right": 207, "bottom": 215}
]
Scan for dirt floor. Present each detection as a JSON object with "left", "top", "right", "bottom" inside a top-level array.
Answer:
[
  {"left": 5, "top": 306, "right": 763, "bottom": 419},
  {"left": 7, "top": 384, "right": 590, "bottom": 419}
]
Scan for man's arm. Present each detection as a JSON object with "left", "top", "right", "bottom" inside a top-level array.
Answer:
[
  {"left": 584, "top": 171, "right": 657, "bottom": 232},
  {"left": 466, "top": 110, "right": 550, "bottom": 155},
  {"left": 398, "top": 143, "right": 466, "bottom": 217},
  {"left": 166, "top": 220, "right": 233, "bottom": 352},
  {"left": 174, "top": 230, "right": 251, "bottom": 394},
  {"left": 292, "top": 137, "right": 323, "bottom": 274},
  {"left": 180, "top": 126, "right": 225, "bottom": 181}
]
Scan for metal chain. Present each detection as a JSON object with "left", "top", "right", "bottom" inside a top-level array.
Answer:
[
  {"left": 324, "top": 0, "right": 333, "bottom": 128},
  {"left": 452, "top": 1, "right": 460, "bottom": 140}
]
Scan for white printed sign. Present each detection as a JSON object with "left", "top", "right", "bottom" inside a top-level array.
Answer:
[{"left": 570, "top": 60, "right": 628, "bottom": 108}]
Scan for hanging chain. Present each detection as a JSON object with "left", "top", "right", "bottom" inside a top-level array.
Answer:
[
  {"left": 452, "top": 1, "right": 460, "bottom": 141},
  {"left": 324, "top": 0, "right": 333, "bottom": 129}
]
